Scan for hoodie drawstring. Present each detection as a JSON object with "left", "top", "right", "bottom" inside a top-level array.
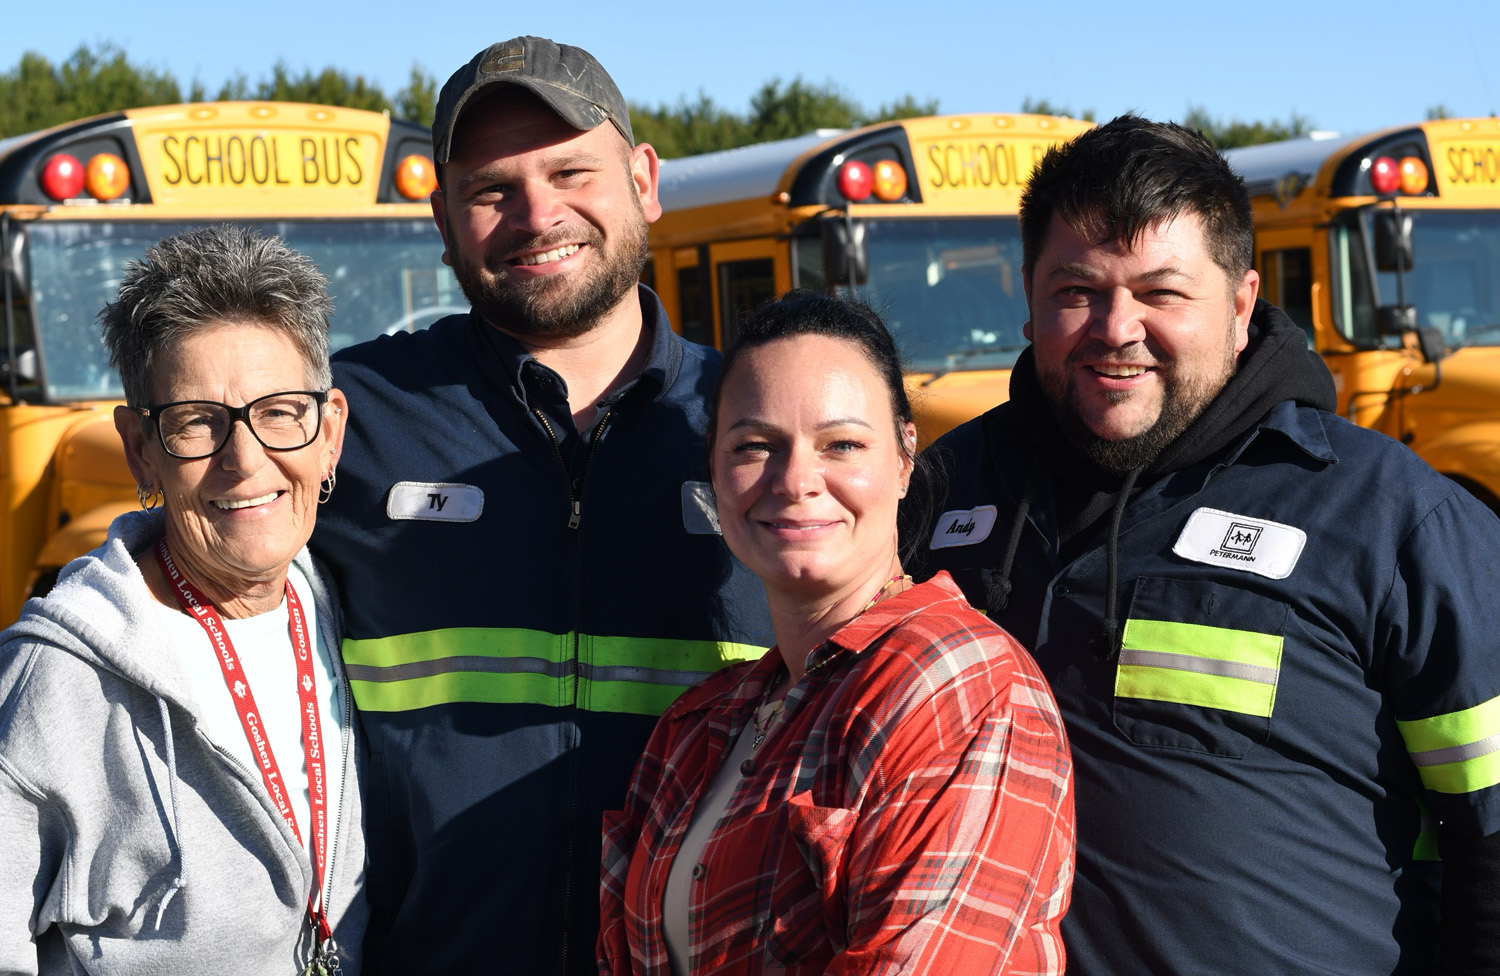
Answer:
[
  {"left": 1099, "top": 466, "right": 1144, "bottom": 660},
  {"left": 987, "top": 458, "right": 1043, "bottom": 615},
  {"left": 153, "top": 696, "right": 186, "bottom": 930}
]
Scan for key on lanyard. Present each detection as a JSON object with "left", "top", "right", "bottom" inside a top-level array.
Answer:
[{"left": 301, "top": 937, "right": 340, "bottom": 976}]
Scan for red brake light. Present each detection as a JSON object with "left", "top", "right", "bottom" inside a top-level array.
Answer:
[
  {"left": 1370, "top": 156, "right": 1401, "bottom": 196},
  {"left": 41, "top": 154, "right": 85, "bottom": 201},
  {"left": 837, "top": 160, "right": 873, "bottom": 202}
]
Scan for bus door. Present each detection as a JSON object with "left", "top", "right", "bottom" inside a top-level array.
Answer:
[{"left": 708, "top": 240, "right": 784, "bottom": 347}]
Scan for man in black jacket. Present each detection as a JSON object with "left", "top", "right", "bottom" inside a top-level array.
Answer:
[{"left": 917, "top": 115, "right": 1500, "bottom": 975}]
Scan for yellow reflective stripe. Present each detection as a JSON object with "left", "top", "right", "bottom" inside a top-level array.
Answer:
[
  {"left": 342, "top": 627, "right": 569, "bottom": 667},
  {"left": 581, "top": 633, "right": 761, "bottom": 716},
  {"left": 343, "top": 628, "right": 765, "bottom": 714},
  {"left": 351, "top": 670, "right": 566, "bottom": 712},
  {"left": 1116, "top": 618, "right": 1283, "bottom": 718},
  {"left": 579, "top": 678, "right": 692, "bottom": 717},
  {"left": 1398, "top": 695, "right": 1500, "bottom": 794},
  {"left": 1121, "top": 619, "right": 1283, "bottom": 669},
  {"left": 582, "top": 633, "right": 763, "bottom": 674}
]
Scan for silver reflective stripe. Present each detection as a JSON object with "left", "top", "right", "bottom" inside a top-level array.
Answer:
[
  {"left": 344, "top": 655, "right": 571, "bottom": 683},
  {"left": 1409, "top": 732, "right": 1500, "bottom": 768},
  {"left": 577, "top": 662, "right": 716, "bottom": 686},
  {"left": 1117, "top": 648, "right": 1278, "bottom": 685}
]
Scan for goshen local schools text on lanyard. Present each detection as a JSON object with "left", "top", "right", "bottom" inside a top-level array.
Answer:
[{"left": 156, "top": 540, "right": 338, "bottom": 974}]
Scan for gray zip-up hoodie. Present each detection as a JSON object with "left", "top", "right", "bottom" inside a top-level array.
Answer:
[{"left": 0, "top": 510, "right": 367, "bottom": 975}]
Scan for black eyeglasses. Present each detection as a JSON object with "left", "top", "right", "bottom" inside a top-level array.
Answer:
[{"left": 137, "top": 391, "right": 328, "bottom": 460}]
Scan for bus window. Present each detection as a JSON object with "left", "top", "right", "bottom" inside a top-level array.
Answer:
[
  {"left": 717, "top": 258, "right": 775, "bottom": 346},
  {"left": 794, "top": 217, "right": 1029, "bottom": 374},
  {"left": 1330, "top": 214, "right": 1380, "bottom": 346},
  {"left": 1261, "top": 248, "right": 1315, "bottom": 345},
  {"left": 1365, "top": 210, "right": 1500, "bottom": 347},
  {"left": 677, "top": 265, "right": 711, "bottom": 346}
]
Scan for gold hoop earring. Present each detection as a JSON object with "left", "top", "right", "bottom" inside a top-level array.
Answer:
[
  {"left": 318, "top": 469, "right": 337, "bottom": 504},
  {"left": 137, "top": 484, "right": 162, "bottom": 511}
]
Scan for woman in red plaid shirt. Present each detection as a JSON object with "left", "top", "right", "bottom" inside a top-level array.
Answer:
[{"left": 599, "top": 292, "right": 1075, "bottom": 975}]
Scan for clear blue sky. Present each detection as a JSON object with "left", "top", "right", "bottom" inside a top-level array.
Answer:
[{"left": 4, "top": 0, "right": 1498, "bottom": 138}]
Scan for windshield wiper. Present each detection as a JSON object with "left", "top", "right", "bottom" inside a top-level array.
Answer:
[{"left": 921, "top": 343, "right": 1030, "bottom": 385}]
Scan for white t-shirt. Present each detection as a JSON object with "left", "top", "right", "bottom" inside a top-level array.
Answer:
[{"left": 156, "top": 561, "right": 347, "bottom": 891}]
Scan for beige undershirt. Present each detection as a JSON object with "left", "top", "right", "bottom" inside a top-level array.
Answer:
[{"left": 662, "top": 698, "right": 785, "bottom": 976}]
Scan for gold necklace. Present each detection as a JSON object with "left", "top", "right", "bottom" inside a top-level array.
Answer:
[
  {"left": 859, "top": 573, "right": 912, "bottom": 613},
  {"left": 751, "top": 573, "right": 913, "bottom": 751}
]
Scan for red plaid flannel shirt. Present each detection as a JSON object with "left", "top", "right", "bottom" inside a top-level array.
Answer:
[{"left": 599, "top": 572, "right": 1074, "bottom": 975}]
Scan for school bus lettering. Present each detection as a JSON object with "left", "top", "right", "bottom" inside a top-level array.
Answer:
[
  {"left": 1446, "top": 144, "right": 1500, "bottom": 185},
  {"left": 161, "top": 134, "right": 297, "bottom": 186},
  {"left": 928, "top": 141, "right": 1024, "bottom": 189},
  {"left": 157, "top": 131, "right": 366, "bottom": 190}
]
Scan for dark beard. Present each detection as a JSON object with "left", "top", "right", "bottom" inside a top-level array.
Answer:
[
  {"left": 1050, "top": 382, "right": 1209, "bottom": 475},
  {"left": 449, "top": 216, "right": 648, "bottom": 342},
  {"left": 1041, "top": 326, "right": 1238, "bottom": 476}
]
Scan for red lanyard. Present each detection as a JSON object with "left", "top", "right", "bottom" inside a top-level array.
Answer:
[{"left": 155, "top": 539, "right": 332, "bottom": 943}]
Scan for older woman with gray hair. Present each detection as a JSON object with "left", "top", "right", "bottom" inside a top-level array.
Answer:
[{"left": 0, "top": 225, "right": 364, "bottom": 975}]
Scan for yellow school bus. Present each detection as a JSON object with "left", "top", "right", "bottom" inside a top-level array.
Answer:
[
  {"left": 648, "top": 113, "right": 1093, "bottom": 445},
  {"left": 0, "top": 102, "right": 452, "bottom": 624},
  {"left": 1225, "top": 118, "right": 1500, "bottom": 510}
]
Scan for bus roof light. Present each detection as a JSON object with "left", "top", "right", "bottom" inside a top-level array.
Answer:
[
  {"left": 872, "top": 159, "right": 907, "bottom": 202},
  {"left": 1370, "top": 156, "right": 1401, "bottom": 196},
  {"left": 85, "top": 154, "right": 130, "bottom": 201},
  {"left": 40, "top": 154, "right": 85, "bottom": 201},
  {"left": 395, "top": 154, "right": 438, "bottom": 200},
  {"left": 1399, "top": 156, "right": 1429, "bottom": 195},
  {"left": 837, "top": 160, "right": 873, "bottom": 202}
]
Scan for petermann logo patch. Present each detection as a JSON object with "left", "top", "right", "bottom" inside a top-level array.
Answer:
[
  {"left": 386, "top": 482, "right": 484, "bottom": 522},
  {"left": 929, "top": 505, "right": 998, "bottom": 550},
  {"left": 1221, "top": 523, "right": 1262, "bottom": 554},
  {"left": 1172, "top": 507, "right": 1306, "bottom": 579}
]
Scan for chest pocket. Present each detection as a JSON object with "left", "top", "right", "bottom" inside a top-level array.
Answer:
[{"left": 1112, "top": 577, "right": 1288, "bottom": 759}]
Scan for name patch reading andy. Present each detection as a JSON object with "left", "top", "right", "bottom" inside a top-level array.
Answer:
[
  {"left": 1172, "top": 507, "right": 1306, "bottom": 579},
  {"left": 929, "top": 505, "right": 998, "bottom": 549},
  {"left": 386, "top": 482, "right": 484, "bottom": 522}
]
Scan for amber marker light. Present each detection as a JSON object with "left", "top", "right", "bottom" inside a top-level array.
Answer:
[
  {"left": 85, "top": 153, "right": 130, "bottom": 200},
  {"left": 1370, "top": 156, "right": 1402, "bottom": 196},
  {"left": 395, "top": 154, "right": 438, "bottom": 200},
  {"left": 41, "top": 154, "right": 85, "bottom": 201},
  {"left": 1399, "top": 156, "right": 1429, "bottom": 195},
  {"left": 872, "top": 159, "right": 907, "bottom": 201},
  {"left": 837, "top": 160, "right": 873, "bottom": 201}
]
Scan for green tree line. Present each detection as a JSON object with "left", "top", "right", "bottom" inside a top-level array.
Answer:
[{"left": 2, "top": 43, "right": 1322, "bottom": 155}]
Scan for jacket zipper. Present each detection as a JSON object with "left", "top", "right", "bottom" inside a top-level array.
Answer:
[{"left": 530, "top": 405, "right": 614, "bottom": 975}]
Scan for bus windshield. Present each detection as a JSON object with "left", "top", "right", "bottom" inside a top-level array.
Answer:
[
  {"left": 26, "top": 218, "right": 454, "bottom": 401},
  {"left": 798, "top": 217, "right": 1030, "bottom": 374},
  {"left": 1344, "top": 209, "right": 1500, "bottom": 349}
]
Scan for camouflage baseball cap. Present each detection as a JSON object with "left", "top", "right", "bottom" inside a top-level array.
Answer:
[{"left": 432, "top": 36, "right": 634, "bottom": 165}]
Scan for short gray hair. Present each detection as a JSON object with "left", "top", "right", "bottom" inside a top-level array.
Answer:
[{"left": 99, "top": 225, "right": 334, "bottom": 407}]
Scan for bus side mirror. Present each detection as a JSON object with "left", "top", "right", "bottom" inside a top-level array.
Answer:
[
  {"left": 821, "top": 217, "right": 868, "bottom": 287},
  {"left": 1377, "top": 304, "right": 1417, "bottom": 335},
  {"left": 1373, "top": 211, "right": 1414, "bottom": 273},
  {"left": 0, "top": 348, "right": 38, "bottom": 384}
]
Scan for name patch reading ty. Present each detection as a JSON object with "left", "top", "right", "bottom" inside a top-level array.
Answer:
[{"left": 387, "top": 481, "right": 484, "bottom": 523}]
